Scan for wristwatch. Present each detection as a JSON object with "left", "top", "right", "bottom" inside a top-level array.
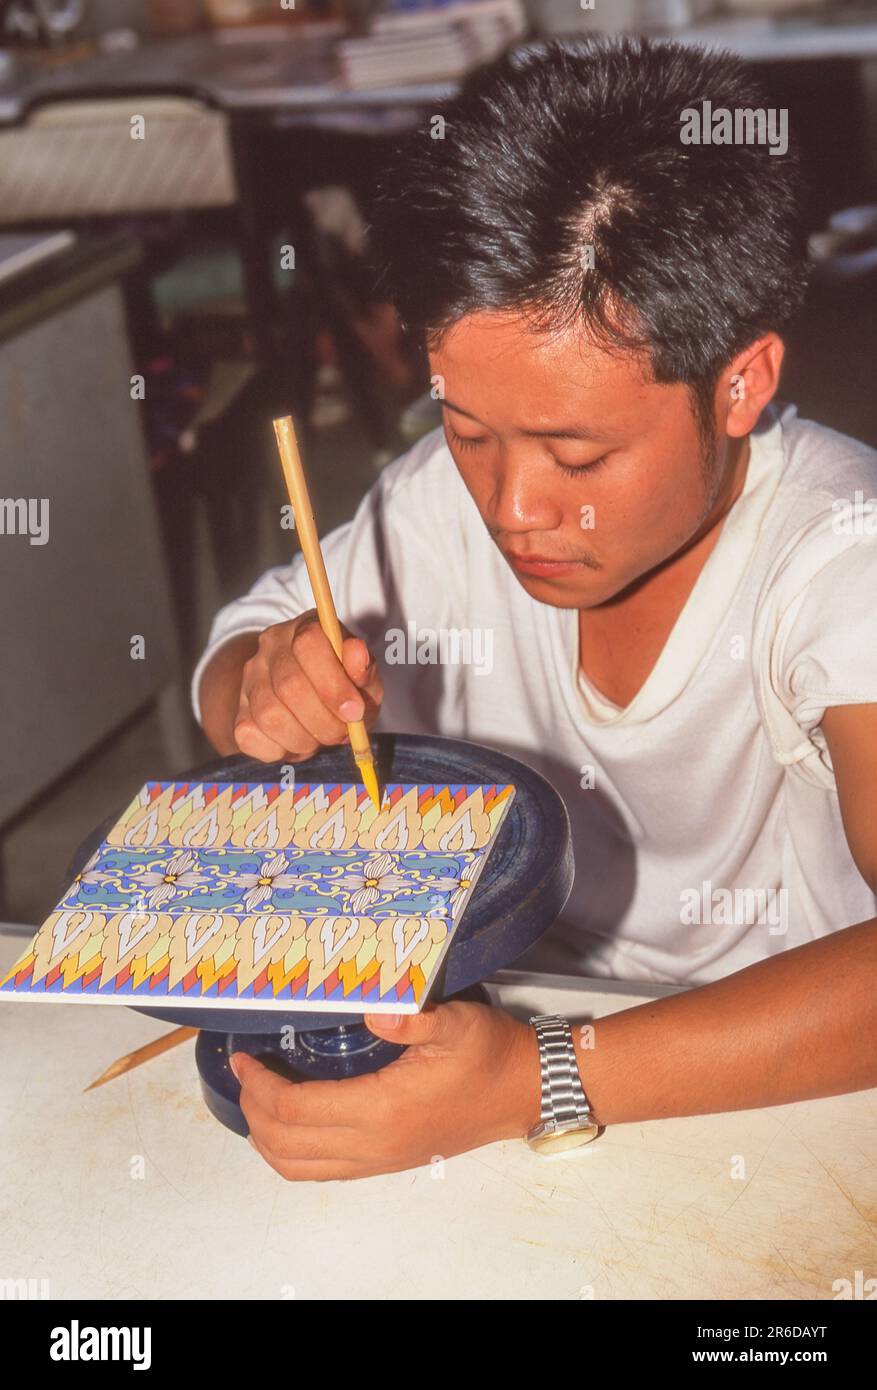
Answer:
[{"left": 526, "top": 1014, "right": 601, "bottom": 1154}]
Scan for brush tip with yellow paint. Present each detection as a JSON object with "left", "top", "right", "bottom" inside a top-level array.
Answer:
[{"left": 356, "top": 753, "right": 382, "bottom": 812}]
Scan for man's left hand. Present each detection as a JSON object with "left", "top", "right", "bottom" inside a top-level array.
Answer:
[{"left": 230, "top": 1001, "right": 539, "bottom": 1181}]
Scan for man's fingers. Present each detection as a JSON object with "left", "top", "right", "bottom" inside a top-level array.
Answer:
[
  {"left": 234, "top": 720, "right": 287, "bottom": 762},
  {"left": 240, "top": 651, "right": 343, "bottom": 756},
  {"left": 238, "top": 646, "right": 319, "bottom": 758},
  {"left": 236, "top": 684, "right": 315, "bottom": 760},
  {"left": 340, "top": 633, "right": 377, "bottom": 687},
  {"left": 233, "top": 694, "right": 288, "bottom": 762},
  {"left": 268, "top": 658, "right": 351, "bottom": 748},
  {"left": 290, "top": 619, "right": 371, "bottom": 724},
  {"left": 339, "top": 635, "right": 384, "bottom": 726},
  {"left": 237, "top": 615, "right": 384, "bottom": 761},
  {"left": 231, "top": 1052, "right": 384, "bottom": 1128},
  {"left": 245, "top": 1133, "right": 360, "bottom": 1182},
  {"left": 240, "top": 1096, "right": 357, "bottom": 1163}
]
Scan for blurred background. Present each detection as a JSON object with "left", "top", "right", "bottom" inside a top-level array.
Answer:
[{"left": 1, "top": 0, "right": 876, "bottom": 927}]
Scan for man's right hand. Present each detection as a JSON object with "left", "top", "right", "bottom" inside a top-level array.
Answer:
[{"left": 198, "top": 611, "right": 384, "bottom": 762}]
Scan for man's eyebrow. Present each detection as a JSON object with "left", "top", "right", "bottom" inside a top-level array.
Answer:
[
  {"left": 442, "top": 398, "right": 604, "bottom": 441},
  {"left": 519, "top": 425, "right": 604, "bottom": 441}
]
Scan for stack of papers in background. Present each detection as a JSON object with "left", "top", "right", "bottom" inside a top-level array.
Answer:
[{"left": 336, "top": 0, "right": 529, "bottom": 90}]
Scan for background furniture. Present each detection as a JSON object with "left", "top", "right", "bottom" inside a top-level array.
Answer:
[{"left": 0, "top": 232, "right": 184, "bottom": 828}]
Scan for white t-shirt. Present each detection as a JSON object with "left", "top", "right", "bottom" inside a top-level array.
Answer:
[{"left": 191, "top": 402, "right": 877, "bottom": 986}]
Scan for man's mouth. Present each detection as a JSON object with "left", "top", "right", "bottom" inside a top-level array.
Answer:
[{"left": 502, "top": 550, "right": 597, "bottom": 578}]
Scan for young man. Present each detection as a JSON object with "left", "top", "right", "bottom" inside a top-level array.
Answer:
[{"left": 193, "top": 38, "right": 877, "bottom": 1179}]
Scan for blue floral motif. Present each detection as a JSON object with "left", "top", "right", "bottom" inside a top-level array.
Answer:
[{"left": 61, "top": 843, "right": 481, "bottom": 917}]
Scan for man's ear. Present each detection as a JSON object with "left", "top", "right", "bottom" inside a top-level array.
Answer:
[{"left": 720, "top": 334, "right": 786, "bottom": 439}]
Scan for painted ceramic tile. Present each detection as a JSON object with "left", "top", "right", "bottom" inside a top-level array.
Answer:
[{"left": 0, "top": 780, "right": 515, "bottom": 1014}]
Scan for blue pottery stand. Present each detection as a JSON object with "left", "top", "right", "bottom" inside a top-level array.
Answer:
[{"left": 69, "top": 733, "right": 573, "bottom": 1137}]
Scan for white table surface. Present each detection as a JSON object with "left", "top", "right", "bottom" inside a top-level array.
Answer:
[{"left": 1, "top": 929, "right": 874, "bottom": 1301}]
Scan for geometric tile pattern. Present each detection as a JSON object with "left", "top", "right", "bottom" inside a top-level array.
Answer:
[{"left": 0, "top": 780, "right": 515, "bottom": 1013}]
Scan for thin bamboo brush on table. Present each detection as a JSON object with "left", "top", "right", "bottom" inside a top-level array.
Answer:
[
  {"left": 273, "top": 414, "right": 382, "bottom": 812},
  {"left": 84, "top": 1027, "right": 198, "bottom": 1092}
]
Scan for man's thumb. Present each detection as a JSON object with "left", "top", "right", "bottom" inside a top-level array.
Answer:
[{"left": 364, "top": 1005, "right": 446, "bottom": 1045}]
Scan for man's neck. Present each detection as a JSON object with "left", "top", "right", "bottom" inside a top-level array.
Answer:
[{"left": 577, "top": 435, "right": 752, "bottom": 709}]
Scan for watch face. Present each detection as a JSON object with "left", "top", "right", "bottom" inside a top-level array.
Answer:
[{"left": 528, "top": 1123, "right": 600, "bottom": 1155}]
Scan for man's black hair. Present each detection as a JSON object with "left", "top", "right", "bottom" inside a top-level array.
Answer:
[{"left": 368, "top": 36, "right": 811, "bottom": 433}]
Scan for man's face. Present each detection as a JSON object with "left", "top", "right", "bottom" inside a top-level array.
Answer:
[{"left": 428, "top": 310, "right": 730, "bottom": 608}]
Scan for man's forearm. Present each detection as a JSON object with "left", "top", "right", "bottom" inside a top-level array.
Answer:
[
  {"left": 197, "top": 633, "right": 259, "bottom": 755},
  {"left": 568, "top": 917, "right": 877, "bottom": 1128}
]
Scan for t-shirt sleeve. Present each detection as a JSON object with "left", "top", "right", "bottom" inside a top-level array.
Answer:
[
  {"left": 780, "top": 538, "right": 877, "bottom": 730},
  {"left": 756, "top": 508, "right": 877, "bottom": 782},
  {"left": 189, "top": 429, "right": 462, "bottom": 725}
]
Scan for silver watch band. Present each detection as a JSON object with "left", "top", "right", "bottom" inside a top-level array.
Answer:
[{"left": 530, "top": 1013, "right": 594, "bottom": 1127}]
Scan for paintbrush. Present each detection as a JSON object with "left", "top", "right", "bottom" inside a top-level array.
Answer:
[
  {"left": 83, "top": 1027, "right": 198, "bottom": 1092},
  {"left": 272, "top": 414, "right": 382, "bottom": 812}
]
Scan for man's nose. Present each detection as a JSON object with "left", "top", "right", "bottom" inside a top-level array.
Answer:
[{"left": 489, "top": 449, "right": 562, "bottom": 531}]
